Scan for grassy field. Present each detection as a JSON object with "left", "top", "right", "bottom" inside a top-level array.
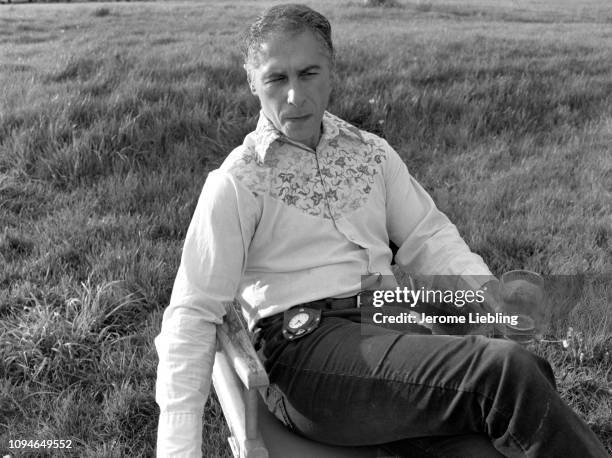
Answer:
[{"left": 1, "top": 0, "right": 611, "bottom": 456}]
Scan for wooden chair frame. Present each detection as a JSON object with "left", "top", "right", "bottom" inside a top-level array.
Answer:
[{"left": 212, "top": 303, "right": 269, "bottom": 458}]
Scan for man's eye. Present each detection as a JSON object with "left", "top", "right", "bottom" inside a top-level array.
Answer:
[
  {"left": 267, "top": 76, "right": 286, "bottom": 84},
  {"left": 302, "top": 72, "right": 318, "bottom": 78}
]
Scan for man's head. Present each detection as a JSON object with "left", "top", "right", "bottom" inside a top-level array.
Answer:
[{"left": 242, "top": 4, "right": 334, "bottom": 149}]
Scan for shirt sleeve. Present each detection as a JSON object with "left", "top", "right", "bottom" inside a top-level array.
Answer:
[
  {"left": 154, "top": 170, "right": 258, "bottom": 457},
  {"left": 383, "top": 143, "right": 495, "bottom": 290}
]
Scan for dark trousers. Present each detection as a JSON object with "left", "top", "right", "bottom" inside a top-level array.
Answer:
[{"left": 257, "top": 311, "right": 608, "bottom": 458}]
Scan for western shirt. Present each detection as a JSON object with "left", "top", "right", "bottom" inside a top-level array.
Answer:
[{"left": 154, "top": 111, "right": 494, "bottom": 456}]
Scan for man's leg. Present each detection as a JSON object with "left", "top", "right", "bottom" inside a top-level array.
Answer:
[
  {"left": 259, "top": 316, "right": 608, "bottom": 458},
  {"left": 381, "top": 434, "right": 505, "bottom": 458}
]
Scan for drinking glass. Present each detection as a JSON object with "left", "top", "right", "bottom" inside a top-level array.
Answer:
[{"left": 499, "top": 270, "right": 545, "bottom": 344}]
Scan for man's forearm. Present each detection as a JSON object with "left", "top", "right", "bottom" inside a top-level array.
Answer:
[
  {"left": 157, "top": 412, "right": 204, "bottom": 457},
  {"left": 155, "top": 318, "right": 217, "bottom": 457}
]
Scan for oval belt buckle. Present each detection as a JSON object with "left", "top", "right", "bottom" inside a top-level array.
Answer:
[{"left": 282, "top": 307, "right": 322, "bottom": 341}]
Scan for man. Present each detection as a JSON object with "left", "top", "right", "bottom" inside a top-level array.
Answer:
[{"left": 155, "top": 4, "right": 608, "bottom": 457}]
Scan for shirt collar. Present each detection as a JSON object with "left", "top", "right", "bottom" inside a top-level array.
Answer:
[{"left": 253, "top": 110, "right": 345, "bottom": 164}]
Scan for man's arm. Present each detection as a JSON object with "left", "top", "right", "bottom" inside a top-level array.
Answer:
[
  {"left": 155, "top": 170, "right": 257, "bottom": 457},
  {"left": 383, "top": 144, "right": 497, "bottom": 298}
]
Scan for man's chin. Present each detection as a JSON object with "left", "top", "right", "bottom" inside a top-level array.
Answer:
[{"left": 282, "top": 127, "right": 317, "bottom": 147}]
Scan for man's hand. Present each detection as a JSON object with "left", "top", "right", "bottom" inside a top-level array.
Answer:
[
  {"left": 478, "top": 278, "right": 506, "bottom": 337},
  {"left": 480, "top": 278, "right": 502, "bottom": 314},
  {"left": 429, "top": 278, "right": 505, "bottom": 336}
]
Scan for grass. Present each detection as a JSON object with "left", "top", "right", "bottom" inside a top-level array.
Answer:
[{"left": 1, "top": 0, "right": 611, "bottom": 456}]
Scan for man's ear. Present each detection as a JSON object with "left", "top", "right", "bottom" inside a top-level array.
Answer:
[{"left": 244, "top": 64, "right": 257, "bottom": 95}]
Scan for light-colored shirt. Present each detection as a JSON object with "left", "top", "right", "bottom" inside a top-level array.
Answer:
[{"left": 154, "top": 111, "right": 494, "bottom": 457}]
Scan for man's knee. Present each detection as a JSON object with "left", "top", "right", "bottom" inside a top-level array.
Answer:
[{"left": 481, "top": 338, "right": 556, "bottom": 388}]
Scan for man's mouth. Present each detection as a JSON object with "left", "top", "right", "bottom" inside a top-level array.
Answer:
[{"left": 284, "top": 114, "right": 311, "bottom": 121}]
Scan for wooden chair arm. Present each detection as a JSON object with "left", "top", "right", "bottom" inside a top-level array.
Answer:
[
  {"left": 216, "top": 302, "right": 269, "bottom": 389},
  {"left": 212, "top": 302, "right": 269, "bottom": 458}
]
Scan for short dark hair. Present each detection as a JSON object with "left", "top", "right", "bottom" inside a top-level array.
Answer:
[{"left": 242, "top": 4, "right": 334, "bottom": 81}]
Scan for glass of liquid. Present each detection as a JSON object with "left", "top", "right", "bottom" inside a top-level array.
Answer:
[{"left": 500, "top": 270, "right": 545, "bottom": 344}]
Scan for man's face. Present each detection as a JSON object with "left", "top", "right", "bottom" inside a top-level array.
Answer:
[{"left": 248, "top": 30, "right": 332, "bottom": 150}]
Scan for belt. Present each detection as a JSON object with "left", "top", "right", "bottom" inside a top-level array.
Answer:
[{"left": 255, "top": 291, "right": 375, "bottom": 331}]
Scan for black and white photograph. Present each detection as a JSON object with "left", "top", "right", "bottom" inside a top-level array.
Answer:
[{"left": 1, "top": 0, "right": 611, "bottom": 457}]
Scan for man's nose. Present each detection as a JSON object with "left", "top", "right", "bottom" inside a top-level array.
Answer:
[{"left": 287, "top": 82, "right": 305, "bottom": 107}]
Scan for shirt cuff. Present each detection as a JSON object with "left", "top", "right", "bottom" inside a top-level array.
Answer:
[
  {"left": 462, "top": 273, "right": 498, "bottom": 292},
  {"left": 157, "top": 411, "right": 202, "bottom": 458}
]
